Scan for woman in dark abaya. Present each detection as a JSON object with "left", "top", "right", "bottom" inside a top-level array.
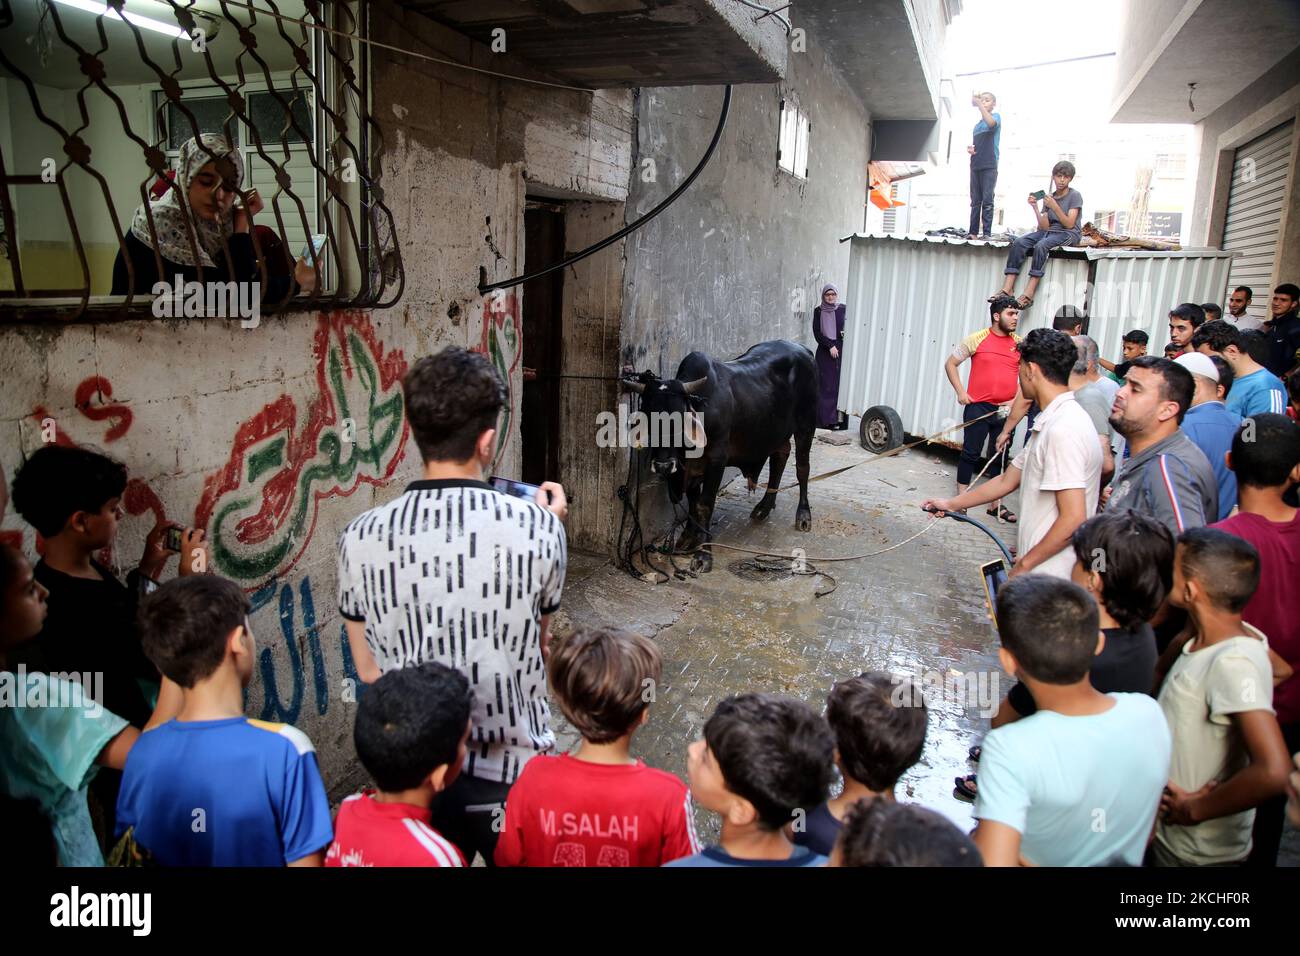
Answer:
[{"left": 812, "top": 282, "right": 847, "bottom": 429}]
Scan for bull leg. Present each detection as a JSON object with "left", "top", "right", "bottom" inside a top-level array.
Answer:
[
  {"left": 794, "top": 420, "right": 814, "bottom": 532},
  {"left": 687, "top": 464, "right": 726, "bottom": 572},
  {"left": 751, "top": 440, "right": 790, "bottom": 522}
]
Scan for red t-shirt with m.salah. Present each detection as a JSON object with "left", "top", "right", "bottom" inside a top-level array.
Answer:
[
  {"left": 1212, "top": 509, "right": 1300, "bottom": 724},
  {"left": 494, "top": 754, "right": 700, "bottom": 867},
  {"left": 325, "top": 791, "right": 467, "bottom": 867}
]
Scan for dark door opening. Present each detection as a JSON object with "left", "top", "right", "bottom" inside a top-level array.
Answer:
[{"left": 521, "top": 201, "right": 565, "bottom": 487}]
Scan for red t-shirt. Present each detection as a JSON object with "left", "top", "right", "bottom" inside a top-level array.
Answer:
[
  {"left": 325, "top": 791, "right": 467, "bottom": 867},
  {"left": 1212, "top": 509, "right": 1300, "bottom": 724},
  {"left": 956, "top": 327, "right": 1022, "bottom": 404},
  {"left": 494, "top": 754, "right": 700, "bottom": 867}
]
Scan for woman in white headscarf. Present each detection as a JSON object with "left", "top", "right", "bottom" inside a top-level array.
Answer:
[
  {"left": 812, "top": 283, "right": 847, "bottom": 429},
  {"left": 112, "top": 134, "right": 311, "bottom": 298}
]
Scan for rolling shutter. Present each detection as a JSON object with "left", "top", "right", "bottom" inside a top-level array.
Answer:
[{"left": 1223, "top": 119, "right": 1293, "bottom": 322}]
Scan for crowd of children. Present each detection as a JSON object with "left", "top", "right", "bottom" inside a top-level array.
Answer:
[{"left": 3, "top": 333, "right": 1300, "bottom": 868}]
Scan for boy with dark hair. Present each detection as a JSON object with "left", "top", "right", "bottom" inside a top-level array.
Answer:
[
  {"left": 1211, "top": 414, "right": 1300, "bottom": 865},
  {"left": 114, "top": 576, "right": 333, "bottom": 866},
  {"left": 327, "top": 663, "right": 472, "bottom": 867},
  {"left": 1202, "top": 303, "right": 1223, "bottom": 323},
  {"left": 9, "top": 446, "right": 205, "bottom": 729},
  {"left": 991, "top": 161, "right": 1083, "bottom": 309},
  {"left": 1151, "top": 528, "right": 1292, "bottom": 866},
  {"left": 1167, "top": 303, "right": 1207, "bottom": 357},
  {"left": 1106, "top": 356, "right": 1218, "bottom": 531},
  {"left": 337, "top": 346, "right": 569, "bottom": 864},
  {"left": 972, "top": 575, "right": 1170, "bottom": 866},
  {"left": 1208, "top": 354, "right": 1235, "bottom": 399},
  {"left": 1192, "top": 320, "right": 1287, "bottom": 417},
  {"left": 831, "top": 798, "right": 982, "bottom": 867},
  {"left": 926, "top": 328, "right": 1102, "bottom": 579},
  {"left": 1099, "top": 328, "right": 1148, "bottom": 383},
  {"left": 958, "top": 512, "right": 1174, "bottom": 801},
  {"left": 666, "top": 693, "right": 835, "bottom": 867},
  {"left": 1163, "top": 342, "right": 1182, "bottom": 359},
  {"left": 1052, "top": 304, "right": 1086, "bottom": 336},
  {"left": 496, "top": 628, "right": 699, "bottom": 867},
  {"left": 792, "top": 672, "right": 927, "bottom": 856},
  {"left": 944, "top": 295, "right": 1022, "bottom": 510},
  {"left": 0, "top": 543, "right": 177, "bottom": 866},
  {"left": 9, "top": 445, "right": 205, "bottom": 845},
  {"left": 1263, "top": 283, "right": 1300, "bottom": 377}
]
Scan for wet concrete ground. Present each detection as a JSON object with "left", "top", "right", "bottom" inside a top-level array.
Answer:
[{"left": 552, "top": 426, "right": 1300, "bottom": 865}]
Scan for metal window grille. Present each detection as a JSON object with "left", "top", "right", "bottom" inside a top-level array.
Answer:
[{"left": 0, "top": 0, "right": 403, "bottom": 321}]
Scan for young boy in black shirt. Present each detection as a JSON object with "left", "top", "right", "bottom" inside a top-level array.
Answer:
[{"left": 9, "top": 445, "right": 205, "bottom": 841}]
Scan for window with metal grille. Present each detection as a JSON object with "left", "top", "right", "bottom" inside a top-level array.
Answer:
[
  {"left": 777, "top": 97, "right": 809, "bottom": 180},
  {"left": 0, "top": 0, "right": 403, "bottom": 322}
]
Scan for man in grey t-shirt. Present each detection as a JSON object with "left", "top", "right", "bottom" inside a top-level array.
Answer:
[{"left": 1106, "top": 357, "right": 1218, "bottom": 533}]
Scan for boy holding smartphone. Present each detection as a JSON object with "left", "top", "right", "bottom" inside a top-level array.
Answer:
[{"left": 990, "top": 161, "right": 1083, "bottom": 310}]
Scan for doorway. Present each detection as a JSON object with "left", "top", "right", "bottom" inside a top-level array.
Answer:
[{"left": 521, "top": 200, "right": 565, "bottom": 486}]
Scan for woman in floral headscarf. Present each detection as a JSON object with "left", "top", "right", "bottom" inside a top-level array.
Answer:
[
  {"left": 111, "top": 134, "right": 310, "bottom": 297},
  {"left": 812, "top": 282, "right": 847, "bottom": 429}
]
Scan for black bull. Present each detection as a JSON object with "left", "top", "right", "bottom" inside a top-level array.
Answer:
[{"left": 621, "top": 339, "right": 818, "bottom": 571}]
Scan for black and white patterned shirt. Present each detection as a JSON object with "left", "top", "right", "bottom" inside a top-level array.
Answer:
[{"left": 337, "top": 478, "right": 567, "bottom": 784}]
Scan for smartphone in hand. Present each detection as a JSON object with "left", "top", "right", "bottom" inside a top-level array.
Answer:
[
  {"left": 1031, "top": 190, "right": 1047, "bottom": 201},
  {"left": 164, "top": 526, "right": 184, "bottom": 552},
  {"left": 489, "top": 475, "right": 548, "bottom": 503},
  {"left": 980, "top": 558, "right": 1008, "bottom": 627},
  {"left": 301, "top": 233, "right": 328, "bottom": 261}
]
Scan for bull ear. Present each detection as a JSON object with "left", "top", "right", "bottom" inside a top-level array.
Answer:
[
  {"left": 681, "top": 376, "right": 708, "bottom": 395},
  {"left": 620, "top": 377, "right": 646, "bottom": 394}
]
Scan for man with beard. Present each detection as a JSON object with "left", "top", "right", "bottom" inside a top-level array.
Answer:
[{"left": 1106, "top": 356, "right": 1218, "bottom": 532}]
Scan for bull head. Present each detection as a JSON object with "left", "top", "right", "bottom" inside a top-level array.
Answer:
[{"left": 620, "top": 371, "right": 709, "bottom": 476}]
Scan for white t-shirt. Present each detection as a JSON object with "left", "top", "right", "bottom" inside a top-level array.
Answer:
[
  {"left": 975, "top": 693, "right": 1171, "bottom": 866},
  {"left": 1227, "top": 312, "right": 1264, "bottom": 332},
  {"left": 337, "top": 479, "right": 567, "bottom": 784},
  {"left": 1155, "top": 625, "right": 1275, "bottom": 865},
  {"left": 1010, "top": 391, "right": 1102, "bottom": 578}
]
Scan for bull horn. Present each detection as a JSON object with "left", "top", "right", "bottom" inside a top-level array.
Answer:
[
  {"left": 620, "top": 377, "right": 646, "bottom": 393},
  {"left": 681, "top": 376, "right": 708, "bottom": 395}
]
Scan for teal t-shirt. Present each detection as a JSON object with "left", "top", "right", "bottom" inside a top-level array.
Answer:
[
  {"left": 0, "top": 670, "right": 128, "bottom": 866},
  {"left": 975, "top": 693, "right": 1170, "bottom": 866}
]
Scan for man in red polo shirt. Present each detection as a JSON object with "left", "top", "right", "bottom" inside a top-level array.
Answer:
[{"left": 945, "top": 294, "right": 1023, "bottom": 519}]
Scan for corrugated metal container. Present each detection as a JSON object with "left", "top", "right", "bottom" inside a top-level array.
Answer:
[{"left": 836, "top": 234, "right": 1235, "bottom": 449}]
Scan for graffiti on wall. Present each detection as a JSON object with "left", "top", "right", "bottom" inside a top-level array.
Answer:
[
  {"left": 196, "top": 311, "right": 409, "bottom": 583},
  {"left": 249, "top": 574, "right": 364, "bottom": 724},
  {"left": 474, "top": 291, "right": 520, "bottom": 466}
]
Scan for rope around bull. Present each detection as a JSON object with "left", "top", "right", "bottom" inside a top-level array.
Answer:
[{"left": 617, "top": 407, "right": 1009, "bottom": 589}]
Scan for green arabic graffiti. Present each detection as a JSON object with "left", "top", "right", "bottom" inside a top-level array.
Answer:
[{"left": 211, "top": 331, "right": 404, "bottom": 580}]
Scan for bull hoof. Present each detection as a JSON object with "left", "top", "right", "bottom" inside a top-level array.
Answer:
[
  {"left": 795, "top": 507, "right": 812, "bottom": 532},
  {"left": 691, "top": 549, "right": 713, "bottom": 573},
  {"left": 750, "top": 494, "right": 775, "bottom": 522}
]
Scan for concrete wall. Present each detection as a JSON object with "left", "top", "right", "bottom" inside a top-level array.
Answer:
[
  {"left": 619, "top": 35, "right": 871, "bottom": 537},
  {"left": 0, "top": 5, "right": 633, "bottom": 798},
  {"left": 1193, "top": 46, "right": 1300, "bottom": 285},
  {"left": 1112, "top": 0, "right": 1192, "bottom": 112}
]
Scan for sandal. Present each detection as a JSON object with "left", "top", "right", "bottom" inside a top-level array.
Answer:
[
  {"left": 1016, "top": 294, "right": 1034, "bottom": 309},
  {"left": 986, "top": 505, "right": 1017, "bottom": 523},
  {"left": 987, "top": 291, "right": 1011, "bottom": 303},
  {"left": 954, "top": 773, "right": 978, "bottom": 802},
  {"left": 968, "top": 744, "right": 982, "bottom": 763}
]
